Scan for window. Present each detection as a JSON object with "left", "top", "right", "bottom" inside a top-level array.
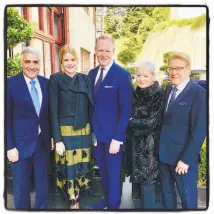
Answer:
[
  {"left": 44, "top": 8, "right": 51, "bottom": 34},
  {"left": 81, "top": 48, "right": 90, "bottom": 74},
  {"left": 31, "top": 7, "right": 39, "bottom": 30}
]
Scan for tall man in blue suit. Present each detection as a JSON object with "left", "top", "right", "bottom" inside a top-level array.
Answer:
[
  {"left": 159, "top": 52, "right": 206, "bottom": 209},
  {"left": 88, "top": 35, "right": 133, "bottom": 209},
  {"left": 7, "top": 47, "right": 54, "bottom": 209}
]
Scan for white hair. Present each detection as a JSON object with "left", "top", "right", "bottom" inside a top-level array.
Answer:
[
  {"left": 137, "top": 61, "right": 156, "bottom": 76},
  {"left": 21, "top": 46, "right": 41, "bottom": 61}
]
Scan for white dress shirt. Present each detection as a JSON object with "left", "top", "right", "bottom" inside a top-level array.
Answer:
[
  {"left": 94, "top": 60, "right": 114, "bottom": 85},
  {"left": 94, "top": 61, "right": 123, "bottom": 145},
  {"left": 24, "top": 74, "right": 42, "bottom": 134},
  {"left": 166, "top": 78, "right": 190, "bottom": 112}
]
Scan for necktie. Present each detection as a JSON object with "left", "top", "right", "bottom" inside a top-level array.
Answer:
[
  {"left": 30, "top": 80, "right": 40, "bottom": 116},
  {"left": 94, "top": 67, "right": 104, "bottom": 94},
  {"left": 167, "top": 87, "right": 178, "bottom": 111}
]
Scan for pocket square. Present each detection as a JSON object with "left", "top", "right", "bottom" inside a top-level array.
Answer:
[
  {"left": 104, "top": 85, "right": 114, "bottom": 88},
  {"left": 178, "top": 102, "right": 187, "bottom": 106}
]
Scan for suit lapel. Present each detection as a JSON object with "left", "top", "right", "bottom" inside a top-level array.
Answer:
[
  {"left": 164, "top": 84, "right": 172, "bottom": 113},
  {"left": 174, "top": 80, "right": 192, "bottom": 103},
  {"left": 167, "top": 80, "right": 192, "bottom": 114},
  {"left": 92, "top": 67, "right": 99, "bottom": 86}
]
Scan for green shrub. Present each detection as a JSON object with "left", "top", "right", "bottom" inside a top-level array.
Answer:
[
  {"left": 117, "top": 49, "right": 136, "bottom": 66},
  {"left": 112, "top": 32, "right": 120, "bottom": 39},
  {"left": 198, "top": 139, "right": 207, "bottom": 186},
  {"left": 191, "top": 14, "right": 206, "bottom": 28},
  {"left": 7, "top": 54, "right": 22, "bottom": 78}
]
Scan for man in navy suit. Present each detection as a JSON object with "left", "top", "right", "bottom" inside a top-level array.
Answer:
[
  {"left": 88, "top": 35, "right": 133, "bottom": 209},
  {"left": 7, "top": 47, "right": 54, "bottom": 209},
  {"left": 159, "top": 51, "right": 206, "bottom": 209}
]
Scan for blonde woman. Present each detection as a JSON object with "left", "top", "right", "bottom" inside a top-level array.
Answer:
[{"left": 48, "top": 44, "right": 93, "bottom": 209}]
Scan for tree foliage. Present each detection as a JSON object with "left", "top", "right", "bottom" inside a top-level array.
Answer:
[
  {"left": 152, "top": 13, "right": 206, "bottom": 32},
  {"left": 7, "top": 7, "right": 33, "bottom": 50},
  {"left": 159, "top": 51, "right": 172, "bottom": 75},
  {"left": 104, "top": 7, "right": 170, "bottom": 70},
  {"left": 117, "top": 49, "right": 136, "bottom": 65}
]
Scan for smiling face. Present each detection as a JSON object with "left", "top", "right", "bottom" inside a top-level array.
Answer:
[
  {"left": 61, "top": 52, "right": 77, "bottom": 75},
  {"left": 136, "top": 66, "right": 154, "bottom": 88},
  {"left": 21, "top": 53, "right": 40, "bottom": 79},
  {"left": 95, "top": 39, "right": 115, "bottom": 68},
  {"left": 168, "top": 58, "right": 190, "bottom": 87}
]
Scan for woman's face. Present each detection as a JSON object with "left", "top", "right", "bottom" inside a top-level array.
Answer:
[
  {"left": 135, "top": 67, "right": 154, "bottom": 88},
  {"left": 61, "top": 52, "right": 77, "bottom": 74}
]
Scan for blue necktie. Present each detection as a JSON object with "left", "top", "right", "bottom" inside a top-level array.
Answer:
[
  {"left": 30, "top": 80, "right": 40, "bottom": 116},
  {"left": 167, "top": 87, "right": 178, "bottom": 111}
]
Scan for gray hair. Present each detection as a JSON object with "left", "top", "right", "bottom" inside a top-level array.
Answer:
[
  {"left": 21, "top": 46, "right": 41, "bottom": 61},
  {"left": 137, "top": 61, "right": 156, "bottom": 76}
]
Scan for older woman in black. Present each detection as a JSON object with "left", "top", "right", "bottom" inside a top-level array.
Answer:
[
  {"left": 48, "top": 44, "right": 93, "bottom": 209},
  {"left": 127, "top": 61, "right": 164, "bottom": 209}
]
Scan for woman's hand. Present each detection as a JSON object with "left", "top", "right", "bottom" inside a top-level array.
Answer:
[{"left": 56, "top": 142, "right": 65, "bottom": 156}]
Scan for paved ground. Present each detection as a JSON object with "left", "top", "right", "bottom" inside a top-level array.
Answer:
[{"left": 5, "top": 177, "right": 207, "bottom": 210}]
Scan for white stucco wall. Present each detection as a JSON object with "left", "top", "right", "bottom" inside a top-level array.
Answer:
[
  {"left": 137, "top": 23, "right": 206, "bottom": 83},
  {"left": 69, "top": 7, "right": 96, "bottom": 72}
]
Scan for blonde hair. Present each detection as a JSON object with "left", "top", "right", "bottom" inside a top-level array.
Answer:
[
  {"left": 96, "top": 34, "right": 115, "bottom": 46},
  {"left": 168, "top": 51, "right": 191, "bottom": 68},
  {"left": 59, "top": 44, "right": 78, "bottom": 65}
]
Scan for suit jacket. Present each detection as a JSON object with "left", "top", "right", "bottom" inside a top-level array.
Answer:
[
  {"left": 7, "top": 72, "right": 51, "bottom": 158},
  {"left": 159, "top": 79, "right": 206, "bottom": 166},
  {"left": 88, "top": 62, "right": 133, "bottom": 144}
]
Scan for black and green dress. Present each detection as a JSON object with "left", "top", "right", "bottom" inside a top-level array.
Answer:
[{"left": 48, "top": 72, "right": 94, "bottom": 206}]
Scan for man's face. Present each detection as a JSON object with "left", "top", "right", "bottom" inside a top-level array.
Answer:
[
  {"left": 21, "top": 53, "right": 40, "bottom": 79},
  {"left": 95, "top": 39, "right": 114, "bottom": 68},
  {"left": 168, "top": 59, "right": 190, "bottom": 87}
]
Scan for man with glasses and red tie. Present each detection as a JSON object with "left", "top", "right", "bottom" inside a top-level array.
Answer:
[
  {"left": 7, "top": 47, "right": 54, "bottom": 209},
  {"left": 88, "top": 35, "right": 133, "bottom": 209},
  {"left": 158, "top": 51, "right": 206, "bottom": 209}
]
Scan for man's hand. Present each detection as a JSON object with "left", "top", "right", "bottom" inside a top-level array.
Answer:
[
  {"left": 175, "top": 160, "right": 189, "bottom": 175},
  {"left": 56, "top": 142, "right": 65, "bottom": 156},
  {"left": 7, "top": 147, "right": 19, "bottom": 162},
  {"left": 109, "top": 139, "right": 120, "bottom": 154},
  {"left": 51, "top": 138, "right": 55, "bottom": 151}
]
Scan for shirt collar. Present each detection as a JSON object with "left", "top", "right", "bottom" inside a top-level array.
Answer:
[
  {"left": 173, "top": 78, "right": 190, "bottom": 92},
  {"left": 23, "top": 73, "right": 39, "bottom": 85},
  {"left": 99, "top": 60, "right": 114, "bottom": 73}
]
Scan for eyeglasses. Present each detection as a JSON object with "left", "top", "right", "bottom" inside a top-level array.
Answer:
[{"left": 167, "top": 67, "right": 185, "bottom": 72}]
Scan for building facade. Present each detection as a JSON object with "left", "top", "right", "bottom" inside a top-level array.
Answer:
[{"left": 10, "top": 6, "right": 97, "bottom": 78}]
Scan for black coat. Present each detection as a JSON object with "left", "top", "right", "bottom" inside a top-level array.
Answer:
[
  {"left": 48, "top": 72, "right": 94, "bottom": 143},
  {"left": 125, "top": 82, "right": 164, "bottom": 184}
]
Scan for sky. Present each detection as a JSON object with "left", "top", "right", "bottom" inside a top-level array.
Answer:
[{"left": 177, "top": 7, "right": 206, "bottom": 19}]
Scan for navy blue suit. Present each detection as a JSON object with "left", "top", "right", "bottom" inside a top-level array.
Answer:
[
  {"left": 7, "top": 72, "right": 51, "bottom": 209},
  {"left": 88, "top": 62, "right": 133, "bottom": 209},
  {"left": 159, "top": 80, "right": 206, "bottom": 209}
]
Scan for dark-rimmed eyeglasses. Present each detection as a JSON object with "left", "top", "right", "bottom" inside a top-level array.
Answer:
[{"left": 167, "top": 67, "right": 185, "bottom": 72}]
